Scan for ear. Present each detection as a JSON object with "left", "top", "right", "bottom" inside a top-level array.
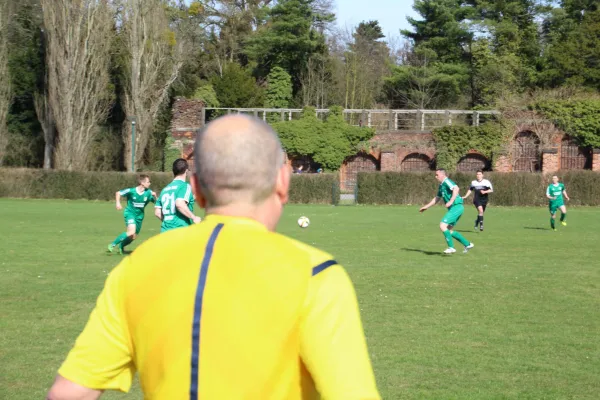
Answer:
[
  {"left": 275, "top": 164, "right": 291, "bottom": 205},
  {"left": 190, "top": 173, "right": 207, "bottom": 209}
]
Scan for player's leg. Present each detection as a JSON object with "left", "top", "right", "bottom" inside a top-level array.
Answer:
[
  {"left": 439, "top": 220, "right": 455, "bottom": 253},
  {"left": 447, "top": 206, "right": 473, "bottom": 250},
  {"left": 108, "top": 216, "right": 133, "bottom": 253},
  {"left": 478, "top": 204, "right": 486, "bottom": 231},
  {"left": 559, "top": 204, "right": 567, "bottom": 226},
  {"left": 119, "top": 223, "right": 138, "bottom": 253},
  {"left": 549, "top": 210, "right": 557, "bottom": 230},
  {"left": 473, "top": 202, "right": 480, "bottom": 229}
]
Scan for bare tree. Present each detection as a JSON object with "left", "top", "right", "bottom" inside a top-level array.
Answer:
[
  {"left": 0, "top": 0, "right": 12, "bottom": 166},
  {"left": 120, "top": 0, "right": 185, "bottom": 171},
  {"left": 41, "top": 0, "right": 114, "bottom": 170}
]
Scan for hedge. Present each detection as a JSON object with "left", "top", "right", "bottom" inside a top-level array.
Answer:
[
  {"left": 356, "top": 171, "right": 600, "bottom": 206},
  {"left": 0, "top": 168, "right": 339, "bottom": 205}
]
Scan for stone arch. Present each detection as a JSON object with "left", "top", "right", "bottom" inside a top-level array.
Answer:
[
  {"left": 457, "top": 153, "right": 491, "bottom": 172},
  {"left": 400, "top": 153, "right": 434, "bottom": 171},
  {"left": 513, "top": 131, "right": 540, "bottom": 172},
  {"left": 560, "top": 136, "right": 591, "bottom": 170},
  {"left": 341, "top": 152, "right": 380, "bottom": 191}
]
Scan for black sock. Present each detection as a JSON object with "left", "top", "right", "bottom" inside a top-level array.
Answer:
[
  {"left": 480, "top": 215, "right": 484, "bottom": 226},
  {"left": 475, "top": 216, "right": 481, "bottom": 225}
]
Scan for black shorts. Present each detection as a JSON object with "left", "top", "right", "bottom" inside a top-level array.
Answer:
[{"left": 474, "top": 201, "right": 488, "bottom": 211}]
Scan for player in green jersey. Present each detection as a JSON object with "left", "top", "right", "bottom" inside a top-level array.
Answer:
[
  {"left": 546, "top": 175, "right": 570, "bottom": 231},
  {"left": 154, "top": 158, "right": 202, "bottom": 232},
  {"left": 420, "top": 169, "right": 475, "bottom": 254},
  {"left": 107, "top": 174, "right": 157, "bottom": 254}
]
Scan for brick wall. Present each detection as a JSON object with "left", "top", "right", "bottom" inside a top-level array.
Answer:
[
  {"left": 171, "top": 98, "right": 205, "bottom": 162},
  {"left": 593, "top": 150, "right": 600, "bottom": 172},
  {"left": 542, "top": 150, "right": 559, "bottom": 174},
  {"left": 381, "top": 152, "right": 396, "bottom": 172},
  {"left": 493, "top": 155, "right": 511, "bottom": 172}
]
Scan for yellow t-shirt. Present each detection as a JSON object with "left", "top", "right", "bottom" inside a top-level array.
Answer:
[{"left": 58, "top": 214, "right": 380, "bottom": 399}]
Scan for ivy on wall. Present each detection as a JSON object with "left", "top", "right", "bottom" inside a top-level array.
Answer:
[
  {"left": 533, "top": 100, "right": 600, "bottom": 148},
  {"left": 432, "top": 123, "right": 508, "bottom": 171},
  {"left": 271, "top": 106, "right": 375, "bottom": 171}
]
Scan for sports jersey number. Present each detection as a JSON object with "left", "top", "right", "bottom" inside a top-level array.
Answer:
[{"left": 161, "top": 193, "right": 176, "bottom": 215}]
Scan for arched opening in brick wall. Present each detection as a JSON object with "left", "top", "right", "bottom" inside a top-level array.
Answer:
[
  {"left": 342, "top": 153, "right": 380, "bottom": 191},
  {"left": 560, "top": 137, "right": 592, "bottom": 170},
  {"left": 291, "top": 155, "right": 320, "bottom": 173},
  {"left": 457, "top": 153, "right": 491, "bottom": 172},
  {"left": 400, "top": 153, "right": 434, "bottom": 171},
  {"left": 513, "top": 131, "right": 540, "bottom": 172}
]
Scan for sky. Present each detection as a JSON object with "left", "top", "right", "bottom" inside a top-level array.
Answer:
[{"left": 333, "top": 0, "right": 419, "bottom": 39}]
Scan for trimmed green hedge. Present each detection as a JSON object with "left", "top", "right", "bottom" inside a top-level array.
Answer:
[
  {"left": 357, "top": 171, "right": 600, "bottom": 206},
  {"left": 289, "top": 173, "right": 339, "bottom": 205},
  {"left": 0, "top": 168, "right": 339, "bottom": 205}
]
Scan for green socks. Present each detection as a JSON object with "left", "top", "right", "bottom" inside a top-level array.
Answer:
[
  {"left": 550, "top": 218, "right": 555, "bottom": 229},
  {"left": 443, "top": 230, "right": 454, "bottom": 248},
  {"left": 111, "top": 232, "right": 128, "bottom": 246},
  {"left": 451, "top": 231, "right": 470, "bottom": 246},
  {"left": 121, "top": 236, "right": 134, "bottom": 249},
  {"left": 560, "top": 213, "right": 566, "bottom": 222}
]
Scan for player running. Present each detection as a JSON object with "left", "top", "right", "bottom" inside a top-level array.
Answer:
[
  {"left": 155, "top": 158, "right": 202, "bottom": 232},
  {"left": 462, "top": 170, "right": 493, "bottom": 231},
  {"left": 420, "top": 169, "right": 475, "bottom": 254},
  {"left": 546, "top": 175, "right": 570, "bottom": 231},
  {"left": 107, "top": 174, "right": 156, "bottom": 254}
]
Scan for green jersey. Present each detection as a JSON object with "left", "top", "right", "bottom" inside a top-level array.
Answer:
[
  {"left": 547, "top": 183, "right": 565, "bottom": 204},
  {"left": 437, "top": 178, "right": 464, "bottom": 207},
  {"left": 155, "top": 179, "right": 195, "bottom": 232},
  {"left": 118, "top": 187, "right": 155, "bottom": 219}
]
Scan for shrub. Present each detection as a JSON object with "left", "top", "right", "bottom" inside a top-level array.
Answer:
[
  {"left": 288, "top": 173, "right": 339, "bottom": 205},
  {"left": 356, "top": 171, "right": 600, "bottom": 206}
]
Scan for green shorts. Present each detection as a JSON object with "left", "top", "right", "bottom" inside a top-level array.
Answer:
[
  {"left": 124, "top": 214, "right": 144, "bottom": 234},
  {"left": 441, "top": 204, "right": 464, "bottom": 226},
  {"left": 549, "top": 200, "right": 564, "bottom": 214}
]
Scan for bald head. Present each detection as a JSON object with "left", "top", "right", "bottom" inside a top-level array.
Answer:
[{"left": 194, "top": 114, "right": 285, "bottom": 207}]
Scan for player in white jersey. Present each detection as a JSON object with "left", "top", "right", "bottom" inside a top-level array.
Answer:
[{"left": 462, "top": 170, "right": 493, "bottom": 231}]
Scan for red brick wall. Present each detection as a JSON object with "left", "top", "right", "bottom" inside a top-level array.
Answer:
[
  {"left": 593, "top": 150, "right": 600, "bottom": 172},
  {"left": 542, "top": 150, "right": 559, "bottom": 174}
]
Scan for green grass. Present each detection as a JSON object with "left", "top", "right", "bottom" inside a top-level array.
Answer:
[{"left": 1, "top": 199, "right": 599, "bottom": 399}]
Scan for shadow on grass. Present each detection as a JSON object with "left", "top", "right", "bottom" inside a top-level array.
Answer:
[
  {"left": 401, "top": 248, "right": 443, "bottom": 256},
  {"left": 524, "top": 227, "right": 548, "bottom": 231}
]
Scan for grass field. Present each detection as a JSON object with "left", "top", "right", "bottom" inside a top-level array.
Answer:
[{"left": 1, "top": 198, "right": 599, "bottom": 399}]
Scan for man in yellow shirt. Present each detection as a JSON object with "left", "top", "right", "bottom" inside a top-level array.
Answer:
[{"left": 47, "top": 114, "right": 381, "bottom": 400}]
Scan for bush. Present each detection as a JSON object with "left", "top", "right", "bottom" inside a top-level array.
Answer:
[
  {"left": 357, "top": 171, "right": 600, "bottom": 206},
  {"left": 288, "top": 173, "right": 339, "bottom": 205},
  {"left": 0, "top": 168, "right": 173, "bottom": 200},
  {"left": 0, "top": 168, "right": 340, "bottom": 205}
]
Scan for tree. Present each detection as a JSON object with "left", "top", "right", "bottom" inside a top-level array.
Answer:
[
  {"left": 211, "top": 62, "right": 264, "bottom": 107},
  {"left": 0, "top": 0, "right": 11, "bottom": 165},
  {"left": 119, "top": 0, "right": 186, "bottom": 171},
  {"left": 342, "top": 20, "right": 390, "bottom": 109},
  {"left": 41, "top": 0, "right": 114, "bottom": 170},
  {"left": 265, "top": 66, "right": 292, "bottom": 108},
  {"left": 244, "top": 0, "right": 333, "bottom": 94}
]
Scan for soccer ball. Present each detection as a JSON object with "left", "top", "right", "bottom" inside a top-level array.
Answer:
[{"left": 297, "top": 216, "right": 310, "bottom": 228}]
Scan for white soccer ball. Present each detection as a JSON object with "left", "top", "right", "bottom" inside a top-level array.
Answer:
[{"left": 297, "top": 216, "right": 310, "bottom": 228}]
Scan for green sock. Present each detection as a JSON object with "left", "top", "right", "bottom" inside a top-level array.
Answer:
[
  {"left": 550, "top": 218, "right": 555, "bottom": 229},
  {"left": 443, "top": 230, "right": 454, "bottom": 248},
  {"left": 111, "top": 232, "right": 128, "bottom": 246},
  {"left": 121, "top": 236, "right": 134, "bottom": 249},
  {"left": 560, "top": 213, "right": 566, "bottom": 222},
  {"left": 451, "top": 231, "right": 470, "bottom": 246}
]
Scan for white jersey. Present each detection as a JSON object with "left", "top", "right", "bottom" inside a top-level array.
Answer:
[{"left": 469, "top": 179, "right": 493, "bottom": 203}]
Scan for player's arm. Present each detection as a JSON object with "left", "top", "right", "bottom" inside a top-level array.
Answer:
[
  {"left": 482, "top": 181, "right": 493, "bottom": 194},
  {"left": 175, "top": 184, "right": 201, "bottom": 223},
  {"left": 47, "top": 259, "right": 135, "bottom": 398},
  {"left": 563, "top": 187, "right": 570, "bottom": 201},
  {"left": 420, "top": 196, "right": 440, "bottom": 212},
  {"left": 546, "top": 186, "right": 555, "bottom": 200},
  {"left": 154, "top": 197, "right": 163, "bottom": 221},
  {"left": 300, "top": 264, "right": 381, "bottom": 400},
  {"left": 115, "top": 189, "right": 128, "bottom": 211},
  {"left": 46, "top": 376, "right": 102, "bottom": 400},
  {"left": 462, "top": 189, "right": 472, "bottom": 199},
  {"left": 446, "top": 185, "right": 460, "bottom": 208}
]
